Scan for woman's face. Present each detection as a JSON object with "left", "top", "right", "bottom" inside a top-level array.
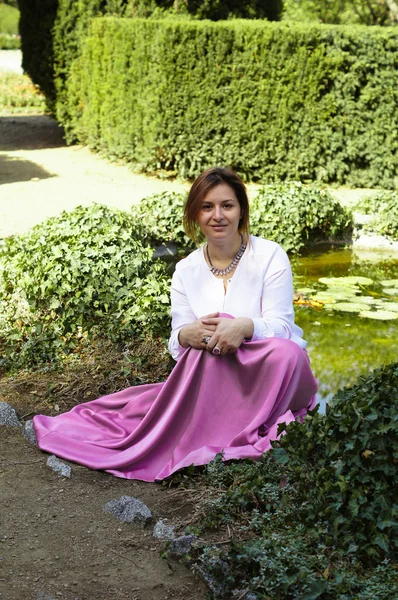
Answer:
[{"left": 196, "top": 183, "right": 242, "bottom": 244}]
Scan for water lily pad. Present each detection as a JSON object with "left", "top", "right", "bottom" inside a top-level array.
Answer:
[
  {"left": 359, "top": 310, "right": 398, "bottom": 320},
  {"left": 380, "top": 279, "right": 398, "bottom": 287},
  {"left": 383, "top": 288, "right": 398, "bottom": 296},
  {"left": 311, "top": 290, "right": 358, "bottom": 303},
  {"left": 352, "top": 296, "right": 377, "bottom": 305},
  {"left": 318, "top": 277, "right": 361, "bottom": 288},
  {"left": 295, "top": 288, "right": 316, "bottom": 295},
  {"left": 382, "top": 302, "right": 398, "bottom": 312},
  {"left": 319, "top": 276, "right": 373, "bottom": 287},
  {"left": 331, "top": 303, "right": 369, "bottom": 313}
]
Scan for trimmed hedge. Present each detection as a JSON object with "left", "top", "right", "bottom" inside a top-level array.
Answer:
[{"left": 61, "top": 17, "right": 398, "bottom": 187}]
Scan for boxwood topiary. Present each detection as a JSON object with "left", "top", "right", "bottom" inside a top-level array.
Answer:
[{"left": 250, "top": 182, "right": 353, "bottom": 253}]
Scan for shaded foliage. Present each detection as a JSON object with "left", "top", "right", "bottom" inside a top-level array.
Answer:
[{"left": 194, "top": 362, "right": 398, "bottom": 598}]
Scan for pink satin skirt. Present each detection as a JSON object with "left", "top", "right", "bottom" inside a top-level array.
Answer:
[{"left": 33, "top": 337, "right": 318, "bottom": 481}]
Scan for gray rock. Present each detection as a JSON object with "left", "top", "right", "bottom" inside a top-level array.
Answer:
[
  {"left": 37, "top": 593, "right": 56, "bottom": 600},
  {"left": 196, "top": 558, "right": 231, "bottom": 597},
  {"left": 153, "top": 519, "right": 176, "bottom": 541},
  {"left": 167, "top": 534, "right": 197, "bottom": 557},
  {"left": 22, "top": 419, "right": 37, "bottom": 445},
  {"left": 103, "top": 495, "right": 152, "bottom": 526},
  {"left": 153, "top": 243, "right": 178, "bottom": 261},
  {"left": 46, "top": 455, "right": 72, "bottom": 478},
  {"left": 0, "top": 402, "right": 21, "bottom": 428}
]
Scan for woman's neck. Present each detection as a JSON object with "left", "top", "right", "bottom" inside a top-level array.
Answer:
[{"left": 206, "top": 232, "right": 244, "bottom": 262}]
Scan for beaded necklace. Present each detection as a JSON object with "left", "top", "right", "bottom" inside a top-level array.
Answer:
[{"left": 206, "top": 234, "right": 247, "bottom": 277}]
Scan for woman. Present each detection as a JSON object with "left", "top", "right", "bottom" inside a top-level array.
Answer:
[{"left": 33, "top": 167, "right": 318, "bottom": 482}]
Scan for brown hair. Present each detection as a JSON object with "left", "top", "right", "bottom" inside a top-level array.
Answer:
[{"left": 183, "top": 167, "right": 250, "bottom": 243}]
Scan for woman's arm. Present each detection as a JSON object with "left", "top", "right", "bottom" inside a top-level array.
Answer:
[{"left": 168, "top": 267, "right": 218, "bottom": 360}]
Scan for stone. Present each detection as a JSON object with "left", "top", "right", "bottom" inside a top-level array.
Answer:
[
  {"left": 167, "top": 534, "right": 197, "bottom": 558},
  {"left": 22, "top": 419, "right": 37, "bottom": 445},
  {"left": 37, "top": 593, "right": 56, "bottom": 600},
  {"left": 46, "top": 455, "right": 72, "bottom": 478},
  {"left": 103, "top": 496, "right": 152, "bottom": 526},
  {"left": 196, "top": 558, "right": 231, "bottom": 597},
  {"left": 152, "top": 520, "right": 176, "bottom": 541},
  {"left": 0, "top": 402, "right": 21, "bottom": 428}
]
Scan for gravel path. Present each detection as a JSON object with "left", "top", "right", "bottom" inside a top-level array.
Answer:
[
  {"left": 0, "top": 114, "right": 190, "bottom": 238},
  {"left": 0, "top": 49, "right": 23, "bottom": 74}
]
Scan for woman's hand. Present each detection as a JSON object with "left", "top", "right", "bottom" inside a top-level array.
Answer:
[
  {"left": 178, "top": 312, "right": 220, "bottom": 350},
  {"left": 201, "top": 316, "right": 254, "bottom": 355}
]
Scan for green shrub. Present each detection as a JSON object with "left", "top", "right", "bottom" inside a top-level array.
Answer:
[
  {"left": 0, "top": 3, "right": 19, "bottom": 35},
  {"left": 356, "top": 191, "right": 398, "bottom": 241},
  {"left": 0, "top": 71, "right": 46, "bottom": 112},
  {"left": 195, "top": 362, "right": 398, "bottom": 598},
  {"left": 60, "top": 17, "right": 398, "bottom": 188},
  {"left": 0, "top": 32, "right": 19, "bottom": 48},
  {"left": 250, "top": 182, "right": 353, "bottom": 253},
  {"left": 282, "top": 0, "right": 393, "bottom": 25},
  {"left": 0, "top": 204, "right": 171, "bottom": 371},
  {"left": 131, "top": 191, "right": 196, "bottom": 250}
]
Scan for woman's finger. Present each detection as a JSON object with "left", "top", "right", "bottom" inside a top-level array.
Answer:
[
  {"left": 201, "top": 317, "right": 221, "bottom": 325},
  {"left": 200, "top": 312, "right": 220, "bottom": 320}
]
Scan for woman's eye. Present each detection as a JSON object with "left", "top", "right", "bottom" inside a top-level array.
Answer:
[
  {"left": 224, "top": 203, "right": 233, "bottom": 209},
  {"left": 202, "top": 205, "right": 212, "bottom": 210}
]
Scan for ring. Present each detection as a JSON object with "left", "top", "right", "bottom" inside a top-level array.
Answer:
[
  {"left": 202, "top": 336, "right": 211, "bottom": 345},
  {"left": 212, "top": 346, "right": 221, "bottom": 355}
]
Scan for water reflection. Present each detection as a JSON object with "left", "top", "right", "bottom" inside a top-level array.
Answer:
[{"left": 292, "top": 247, "right": 398, "bottom": 411}]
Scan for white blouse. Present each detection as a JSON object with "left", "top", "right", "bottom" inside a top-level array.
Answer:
[{"left": 168, "top": 235, "right": 306, "bottom": 361}]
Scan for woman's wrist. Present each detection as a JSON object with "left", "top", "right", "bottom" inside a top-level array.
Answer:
[
  {"left": 236, "top": 317, "right": 254, "bottom": 340},
  {"left": 178, "top": 327, "right": 190, "bottom": 349}
]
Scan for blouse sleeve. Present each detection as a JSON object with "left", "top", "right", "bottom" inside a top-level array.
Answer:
[
  {"left": 251, "top": 246, "right": 296, "bottom": 341},
  {"left": 168, "top": 265, "right": 197, "bottom": 361}
]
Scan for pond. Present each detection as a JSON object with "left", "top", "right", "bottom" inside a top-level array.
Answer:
[{"left": 292, "top": 247, "right": 398, "bottom": 411}]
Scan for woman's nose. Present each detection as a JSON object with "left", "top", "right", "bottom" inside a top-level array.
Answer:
[{"left": 213, "top": 206, "right": 223, "bottom": 220}]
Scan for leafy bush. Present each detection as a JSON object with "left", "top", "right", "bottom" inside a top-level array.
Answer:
[
  {"left": 0, "top": 71, "right": 46, "bottom": 112},
  {"left": 59, "top": 17, "right": 398, "bottom": 188},
  {"left": 250, "top": 183, "right": 353, "bottom": 253},
  {"left": 131, "top": 191, "right": 196, "bottom": 250},
  {"left": 0, "top": 32, "right": 19, "bottom": 48},
  {"left": 195, "top": 362, "right": 398, "bottom": 598},
  {"left": 282, "top": 0, "right": 394, "bottom": 25},
  {"left": 0, "top": 3, "right": 19, "bottom": 35},
  {"left": 356, "top": 191, "right": 398, "bottom": 241},
  {"left": 0, "top": 204, "right": 171, "bottom": 371}
]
